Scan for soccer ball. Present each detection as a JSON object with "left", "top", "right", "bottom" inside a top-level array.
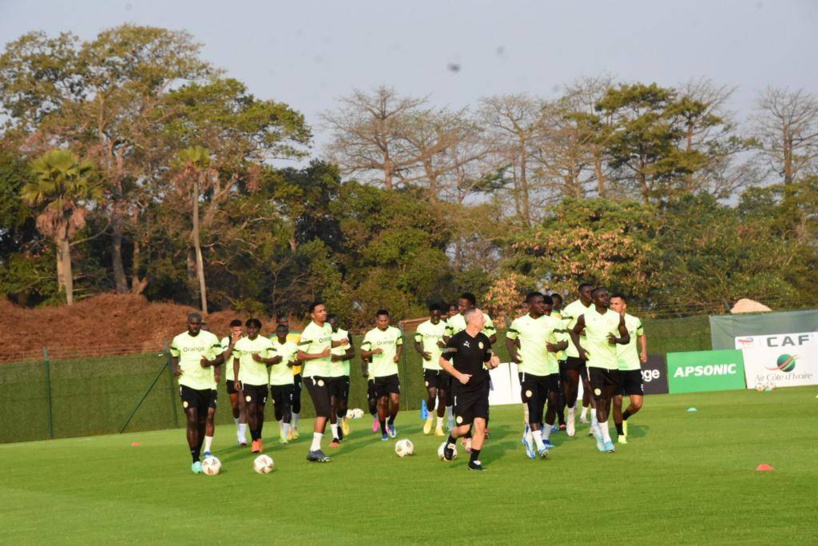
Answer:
[
  {"left": 755, "top": 384, "right": 765, "bottom": 392},
  {"left": 437, "top": 440, "right": 457, "bottom": 461},
  {"left": 346, "top": 409, "right": 355, "bottom": 419},
  {"left": 253, "top": 454, "right": 275, "bottom": 474},
  {"left": 352, "top": 408, "right": 365, "bottom": 419},
  {"left": 766, "top": 382, "right": 777, "bottom": 391},
  {"left": 395, "top": 439, "right": 414, "bottom": 457},
  {"left": 201, "top": 456, "right": 221, "bottom": 476}
]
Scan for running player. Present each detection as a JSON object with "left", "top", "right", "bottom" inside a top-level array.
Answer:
[
  {"left": 221, "top": 319, "right": 247, "bottom": 446},
  {"left": 233, "top": 318, "right": 278, "bottom": 454},
  {"left": 328, "top": 315, "right": 355, "bottom": 446},
  {"left": 444, "top": 292, "right": 497, "bottom": 444},
  {"left": 414, "top": 303, "right": 448, "bottom": 436},
  {"left": 550, "top": 293, "right": 568, "bottom": 431},
  {"left": 610, "top": 294, "right": 647, "bottom": 444},
  {"left": 507, "top": 292, "right": 568, "bottom": 459},
  {"left": 360, "top": 310, "right": 403, "bottom": 441},
  {"left": 298, "top": 302, "right": 343, "bottom": 462},
  {"left": 559, "top": 283, "right": 594, "bottom": 436},
  {"left": 276, "top": 312, "right": 303, "bottom": 440},
  {"left": 440, "top": 308, "right": 501, "bottom": 471},
  {"left": 270, "top": 323, "right": 299, "bottom": 444},
  {"left": 570, "top": 288, "right": 629, "bottom": 453},
  {"left": 170, "top": 312, "right": 225, "bottom": 474}
]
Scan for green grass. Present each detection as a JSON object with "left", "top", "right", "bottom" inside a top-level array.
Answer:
[{"left": 1, "top": 388, "right": 815, "bottom": 544}]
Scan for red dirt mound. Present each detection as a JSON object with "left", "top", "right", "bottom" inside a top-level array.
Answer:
[{"left": 0, "top": 294, "right": 293, "bottom": 363}]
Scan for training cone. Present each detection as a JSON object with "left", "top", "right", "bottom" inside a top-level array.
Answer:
[
  {"left": 687, "top": 407, "right": 698, "bottom": 412},
  {"left": 420, "top": 399, "right": 429, "bottom": 420},
  {"left": 131, "top": 441, "right": 141, "bottom": 447},
  {"left": 756, "top": 464, "right": 773, "bottom": 471}
]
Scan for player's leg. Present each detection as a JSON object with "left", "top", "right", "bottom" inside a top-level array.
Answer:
[
  {"left": 580, "top": 364, "right": 592, "bottom": 423},
  {"left": 387, "top": 386, "right": 400, "bottom": 438},
  {"left": 435, "top": 382, "right": 447, "bottom": 436},
  {"left": 562, "top": 358, "right": 581, "bottom": 436},
  {"left": 291, "top": 373, "right": 302, "bottom": 439},
  {"left": 595, "top": 372, "right": 619, "bottom": 452},
  {"left": 423, "top": 371, "right": 437, "bottom": 435},
  {"left": 528, "top": 378, "right": 550, "bottom": 458},
  {"left": 556, "top": 363, "right": 567, "bottom": 430},
  {"left": 337, "top": 376, "right": 350, "bottom": 438},
  {"left": 540, "top": 375, "right": 561, "bottom": 451},
  {"left": 327, "top": 378, "right": 341, "bottom": 446},
  {"left": 305, "top": 376, "right": 332, "bottom": 461},
  {"left": 367, "top": 378, "right": 378, "bottom": 432},
  {"left": 203, "top": 389, "right": 217, "bottom": 456},
  {"left": 181, "top": 387, "right": 203, "bottom": 473}
]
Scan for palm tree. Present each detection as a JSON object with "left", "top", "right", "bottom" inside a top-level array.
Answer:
[
  {"left": 21, "top": 150, "right": 101, "bottom": 305},
  {"left": 172, "top": 146, "right": 216, "bottom": 314}
]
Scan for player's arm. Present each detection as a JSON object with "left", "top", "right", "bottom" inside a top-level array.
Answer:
[
  {"left": 483, "top": 343, "right": 500, "bottom": 369},
  {"left": 233, "top": 355, "right": 241, "bottom": 389},
  {"left": 394, "top": 335, "right": 403, "bottom": 363},
  {"left": 361, "top": 356, "right": 370, "bottom": 378},
  {"left": 546, "top": 330, "right": 568, "bottom": 353},
  {"left": 414, "top": 333, "right": 431, "bottom": 361},
  {"left": 608, "top": 314, "right": 630, "bottom": 345},
  {"left": 297, "top": 341, "right": 331, "bottom": 361},
  {"left": 639, "top": 332, "right": 648, "bottom": 363},
  {"left": 570, "top": 315, "right": 588, "bottom": 359},
  {"left": 439, "top": 349, "right": 470, "bottom": 385},
  {"left": 343, "top": 332, "right": 356, "bottom": 360},
  {"left": 359, "top": 338, "right": 381, "bottom": 359},
  {"left": 171, "top": 355, "right": 182, "bottom": 377},
  {"left": 256, "top": 350, "right": 283, "bottom": 366},
  {"left": 505, "top": 328, "right": 522, "bottom": 363}
]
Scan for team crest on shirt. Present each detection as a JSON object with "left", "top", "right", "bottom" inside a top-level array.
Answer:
[
  {"left": 478, "top": 342, "right": 484, "bottom": 349},
  {"left": 456, "top": 416, "right": 463, "bottom": 424}
]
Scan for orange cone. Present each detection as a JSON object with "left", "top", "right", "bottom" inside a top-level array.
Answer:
[{"left": 756, "top": 464, "right": 773, "bottom": 471}]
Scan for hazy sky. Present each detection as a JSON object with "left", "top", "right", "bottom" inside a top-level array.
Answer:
[{"left": 1, "top": 0, "right": 815, "bottom": 151}]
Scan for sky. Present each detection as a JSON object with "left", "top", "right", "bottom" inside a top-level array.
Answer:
[{"left": 0, "top": 0, "right": 816, "bottom": 153}]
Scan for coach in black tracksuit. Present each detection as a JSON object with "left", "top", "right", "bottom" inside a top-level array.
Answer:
[{"left": 439, "top": 307, "right": 500, "bottom": 471}]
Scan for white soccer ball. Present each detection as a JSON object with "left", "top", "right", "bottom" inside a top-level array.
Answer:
[
  {"left": 352, "top": 408, "right": 364, "bottom": 419},
  {"left": 755, "top": 384, "right": 765, "bottom": 392},
  {"left": 766, "top": 382, "right": 777, "bottom": 391},
  {"left": 346, "top": 409, "right": 355, "bottom": 419},
  {"left": 201, "top": 456, "right": 221, "bottom": 476},
  {"left": 395, "top": 439, "right": 414, "bottom": 457},
  {"left": 253, "top": 454, "right": 275, "bottom": 474},
  {"left": 437, "top": 440, "right": 457, "bottom": 461}
]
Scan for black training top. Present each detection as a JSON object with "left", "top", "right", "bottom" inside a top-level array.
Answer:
[{"left": 442, "top": 330, "right": 493, "bottom": 391}]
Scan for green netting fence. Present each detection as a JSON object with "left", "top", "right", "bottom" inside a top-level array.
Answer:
[{"left": 0, "top": 316, "right": 711, "bottom": 444}]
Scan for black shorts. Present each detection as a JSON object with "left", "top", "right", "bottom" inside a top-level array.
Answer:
[
  {"left": 519, "top": 372, "right": 560, "bottom": 399},
  {"left": 374, "top": 374, "right": 400, "bottom": 398},
  {"left": 424, "top": 369, "right": 444, "bottom": 390},
  {"left": 587, "top": 367, "right": 621, "bottom": 400},
  {"left": 305, "top": 376, "right": 332, "bottom": 418},
  {"left": 618, "top": 369, "right": 644, "bottom": 396},
  {"left": 243, "top": 383, "right": 268, "bottom": 406},
  {"left": 452, "top": 385, "right": 489, "bottom": 427},
  {"left": 226, "top": 379, "right": 241, "bottom": 395},
  {"left": 179, "top": 385, "right": 217, "bottom": 414},
  {"left": 367, "top": 378, "right": 377, "bottom": 400},
  {"left": 563, "top": 356, "right": 585, "bottom": 371},
  {"left": 270, "top": 384, "right": 295, "bottom": 409},
  {"left": 329, "top": 376, "right": 350, "bottom": 401}
]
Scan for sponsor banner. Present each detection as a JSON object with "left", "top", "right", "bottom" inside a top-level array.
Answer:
[
  {"left": 641, "top": 355, "right": 669, "bottom": 395},
  {"left": 667, "top": 350, "right": 746, "bottom": 394},
  {"left": 735, "top": 332, "right": 818, "bottom": 389}
]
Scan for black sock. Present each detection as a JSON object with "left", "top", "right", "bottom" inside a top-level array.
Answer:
[
  {"left": 447, "top": 435, "right": 456, "bottom": 446},
  {"left": 379, "top": 419, "right": 387, "bottom": 434},
  {"left": 623, "top": 410, "right": 631, "bottom": 420},
  {"left": 387, "top": 415, "right": 395, "bottom": 425},
  {"left": 191, "top": 448, "right": 200, "bottom": 463},
  {"left": 464, "top": 430, "right": 472, "bottom": 439},
  {"left": 615, "top": 423, "right": 624, "bottom": 435},
  {"left": 470, "top": 449, "right": 481, "bottom": 462},
  {"left": 250, "top": 429, "right": 260, "bottom": 441}
]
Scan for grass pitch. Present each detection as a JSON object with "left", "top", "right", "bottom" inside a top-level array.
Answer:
[{"left": 1, "top": 387, "right": 816, "bottom": 544}]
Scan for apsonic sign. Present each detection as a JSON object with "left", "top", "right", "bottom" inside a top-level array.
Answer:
[
  {"left": 735, "top": 331, "right": 818, "bottom": 389},
  {"left": 667, "top": 350, "right": 746, "bottom": 394}
]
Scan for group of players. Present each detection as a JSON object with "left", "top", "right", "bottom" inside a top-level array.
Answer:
[{"left": 170, "top": 285, "right": 647, "bottom": 474}]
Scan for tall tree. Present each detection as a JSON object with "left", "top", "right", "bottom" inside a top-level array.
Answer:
[
  {"left": 20, "top": 149, "right": 101, "bottom": 305},
  {"left": 752, "top": 87, "right": 818, "bottom": 186},
  {"left": 172, "top": 146, "right": 215, "bottom": 314},
  {"left": 321, "top": 86, "right": 427, "bottom": 190}
]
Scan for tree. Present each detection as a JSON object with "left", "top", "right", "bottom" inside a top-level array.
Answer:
[
  {"left": 20, "top": 149, "right": 101, "bottom": 305},
  {"left": 752, "top": 87, "right": 818, "bottom": 186},
  {"left": 596, "top": 83, "right": 709, "bottom": 203},
  {"left": 172, "top": 146, "right": 215, "bottom": 314},
  {"left": 322, "top": 86, "right": 427, "bottom": 190}
]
